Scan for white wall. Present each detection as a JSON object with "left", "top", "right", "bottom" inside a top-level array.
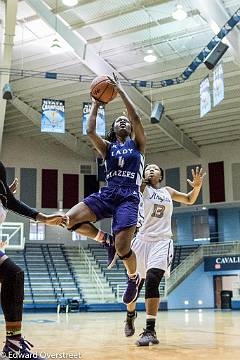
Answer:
[
  {"left": 2, "top": 134, "right": 239, "bottom": 244},
  {"left": 2, "top": 135, "right": 96, "bottom": 245},
  {"left": 3, "top": 134, "right": 239, "bottom": 209},
  {"left": 147, "top": 139, "right": 240, "bottom": 204},
  {"left": 2, "top": 135, "right": 95, "bottom": 208}
]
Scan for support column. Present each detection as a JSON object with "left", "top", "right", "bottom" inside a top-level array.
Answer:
[{"left": 0, "top": 0, "right": 18, "bottom": 153}]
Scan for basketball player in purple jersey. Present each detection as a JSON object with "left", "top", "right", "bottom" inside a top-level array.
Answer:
[{"left": 65, "top": 74, "right": 146, "bottom": 304}]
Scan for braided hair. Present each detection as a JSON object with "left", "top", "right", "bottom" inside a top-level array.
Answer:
[
  {"left": 105, "top": 117, "right": 133, "bottom": 143},
  {"left": 106, "top": 120, "right": 117, "bottom": 142}
]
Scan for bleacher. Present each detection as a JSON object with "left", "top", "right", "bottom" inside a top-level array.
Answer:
[
  {"left": 6, "top": 244, "right": 83, "bottom": 309},
  {"left": 88, "top": 243, "right": 199, "bottom": 300},
  {"left": 4, "top": 243, "right": 199, "bottom": 311},
  {"left": 64, "top": 247, "right": 116, "bottom": 304}
]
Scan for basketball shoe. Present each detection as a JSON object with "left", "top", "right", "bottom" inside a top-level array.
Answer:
[
  {"left": 124, "top": 312, "right": 137, "bottom": 337},
  {"left": 2, "top": 337, "right": 45, "bottom": 359},
  {"left": 135, "top": 329, "right": 159, "bottom": 346},
  {"left": 102, "top": 233, "right": 116, "bottom": 269},
  {"left": 122, "top": 273, "right": 141, "bottom": 305}
]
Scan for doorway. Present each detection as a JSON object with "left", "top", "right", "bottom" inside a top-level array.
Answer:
[{"left": 214, "top": 275, "right": 238, "bottom": 308}]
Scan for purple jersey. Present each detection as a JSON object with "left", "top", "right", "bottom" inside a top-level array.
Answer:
[{"left": 105, "top": 139, "right": 144, "bottom": 189}]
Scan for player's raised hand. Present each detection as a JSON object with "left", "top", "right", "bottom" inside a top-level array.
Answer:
[
  {"left": 187, "top": 167, "right": 206, "bottom": 189},
  {"left": 107, "top": 73, "right": 124, "bottom": 93},
  {"left": 91, "top": 97, "right": 104, "bottom": 106},
  {"left": 0, "top": 241, "right": 7, "bottom": 249},
  {"left": 36, "top": 213, "right": 69, "bottom": 227},
  {"left": 9, "top": 178, "right": 18, "bottom": 194}
]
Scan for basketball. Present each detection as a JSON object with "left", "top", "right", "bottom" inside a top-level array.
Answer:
[{"left": 90, "top": 75, "right": 118, "bottom": 103}]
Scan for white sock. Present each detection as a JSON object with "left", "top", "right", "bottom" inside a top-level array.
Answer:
[{"left": 146, "top": 314, "right": 157, "bottom": 320}]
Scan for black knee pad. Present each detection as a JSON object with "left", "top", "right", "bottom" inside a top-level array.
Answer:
[
  {"left": 145, "top": 268, "right": 165, "bottom": 299},
  {"left": 118, "top": 249, "right": 132, "bottom": 260},
  {"left": 0, "top": 258, "right": 24, "bottom": 322},
  {"left": 68, "top": 221, "right": 90, "bottom": 232}
]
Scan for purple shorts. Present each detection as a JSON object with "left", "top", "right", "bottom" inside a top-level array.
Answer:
[
  {"left": 83, "top": 186, "right": 140, "bottom": 234},
  {"left": 0, "top": 250, "right": 8, "bottom": 265}
]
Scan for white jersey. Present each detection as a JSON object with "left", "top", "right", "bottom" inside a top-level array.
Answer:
[{"left": 137, "top": 185, "right": 173, "bottom": 242}]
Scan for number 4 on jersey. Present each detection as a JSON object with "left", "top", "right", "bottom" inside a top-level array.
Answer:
[{"left": 118, "top": 156, "right": 125, "bottom": 168}]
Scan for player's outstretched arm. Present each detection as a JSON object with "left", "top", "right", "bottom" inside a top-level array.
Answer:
[
  {"left": 86, "top": 98, "right": 110, "bottom": 158},
  {"left": 0, "top": 161, "right": 67, "bottom": 226},
  {"left": 107, "top": 74, "right": 146, "bottom": 153},
  {"left": 166, "top": 167, "right": 206, "bottom": 205}
]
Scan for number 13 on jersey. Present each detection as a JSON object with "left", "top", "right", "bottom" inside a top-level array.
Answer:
[{"left": 151, "top": 204, "right": 165, "bottom": 218}]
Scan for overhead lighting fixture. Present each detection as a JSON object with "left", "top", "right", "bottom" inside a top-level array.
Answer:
[
  {"left": 50, "top": 38, "right": 63, "bottom": 54},
  {"left": 172, "top": 4, "right": 187, "bottom": 21},
  {"left": 62, "top": 0, "right": 78, "bottom": 6},
  {"left": 144, "top": 49, "right": 157, "bottom": 63}
]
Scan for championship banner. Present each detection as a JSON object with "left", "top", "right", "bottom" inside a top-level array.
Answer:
[
  {"left": 200, "top": 76, "right": 211, "bottom": 118},
  {"left": 41, "top": 99, "right": 65, "bottom": 133},
  {"left": 213, "top": 62, "right": 224, "bottom": 107},
  {"left": 82, "top": 102, "right": 105, "bottom": 136}
]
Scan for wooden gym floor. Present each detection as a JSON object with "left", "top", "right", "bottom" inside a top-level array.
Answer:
[{"left": 1, "top": 310, "right": 240, "bottom": 360}]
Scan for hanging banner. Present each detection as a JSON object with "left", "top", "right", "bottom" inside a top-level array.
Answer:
[
  {"left": 213, "top": 62, "right": 224, "bottom": 107},
  {"left": 82, "top": 102, "right": 105, "bottom": 136},
  {"left": 200, "top": 76, "right": 211, "bottom": 118},
  {"left": 41, "top": 99, "right": 65, "bottom": 133}
]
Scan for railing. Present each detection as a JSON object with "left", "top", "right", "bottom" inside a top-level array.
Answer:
[
  {"left": 166, "top": 241, "right": 240, "bottom": 294},
  {"left": 78, "top": 246, "right": 105, "bottom": 302},
  {"left": 116, "top": 284, "right": 122, "bottom": 303}
]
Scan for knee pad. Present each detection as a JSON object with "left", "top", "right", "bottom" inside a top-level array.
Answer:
[
  {"left": 118, "top": 249, "right": 132, "bottom": 260},
  {"left": 145, "top": 268, "right": 165, "bottom": 299},
  {"left": 0, "top": 258, "right": 24, "bottom": 322},
  {"left": 68, "top": 221, "right": 90, "bottom": 232}
]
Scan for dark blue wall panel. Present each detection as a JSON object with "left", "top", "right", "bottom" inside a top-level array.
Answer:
[
  {"left": 165, "top": 167, "right": 180, "bottom": 207},
  {"left": 20, "top": 168, "right": 37, "bottom": 208},
  {"left": 6, "top": 167, "right": 15, "bottom": 186}
]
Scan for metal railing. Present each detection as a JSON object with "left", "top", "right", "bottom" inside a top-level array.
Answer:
[
  {"left": 78, "top": 246, "right": 105, "bottom": 302},
  {"left": 116, "top": 284, "right": 123, "bottom": 303},
  {"left": 166, "top": 241, "right": 240, "bottom": 294}
]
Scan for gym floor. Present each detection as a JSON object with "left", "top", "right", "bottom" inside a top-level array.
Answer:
[{"left": 1, "top": 310, "right": 239, "bottom": 360}]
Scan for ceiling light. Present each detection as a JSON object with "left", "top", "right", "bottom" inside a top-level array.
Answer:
[
  {"left": 144, "top": 49, "right": 157, "bottom": 63},
  {"left": 50, "top": 38, "right": 63, "bottom": 54},
  {"left": 172, "top": 4, "right": 187, "bottom": 21},
  {"left": 62, "top": 0, "right": 78, "bottom": 6}
]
